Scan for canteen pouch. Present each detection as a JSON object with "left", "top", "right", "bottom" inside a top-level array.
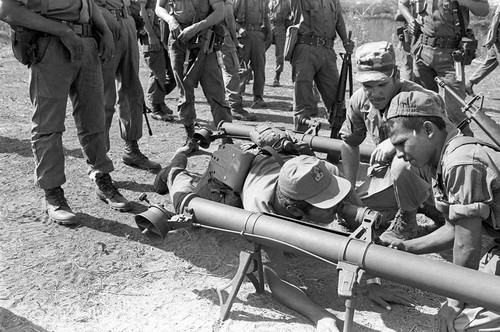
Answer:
[
  {"left": 11, "top": 26, "right": 39, "bottom": 66},
  {"left": 284, "top": 25, "right": 298, "bottom": 61}
]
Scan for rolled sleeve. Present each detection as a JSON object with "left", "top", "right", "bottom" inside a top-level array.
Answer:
[{"left": 444, "top": 163, "right": 494, "bottom": 222}]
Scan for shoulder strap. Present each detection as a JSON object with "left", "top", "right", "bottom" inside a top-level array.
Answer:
[
  {"left": 446, "top": 136, "right": 500, "bottom": 154},
  {"left": 261, "top": 146, "right": 285, "bottom": 166},
  {"left": 40, "top": 0, "right": 48, "bottom": 16},
  {"left": 451, "top": 0, "right": 466, "bottom": 37}
]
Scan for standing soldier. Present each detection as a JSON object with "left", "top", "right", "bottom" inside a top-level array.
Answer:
[
  {"left": 289, "top": 0, "right": 353, "bottom": 133},
  {"left": 266, "top": 0, "right": 291, "bottom": 87},
  {"left": 220, "top": 0, "right": 258, "bottom": 121},
  {"left": 0, "top": 0, "right": 132, "bottom": 223},
  {"left": 96, "top": 0, "right": 162, "bottom": 173},
  {"left": 398, "top": 0, "right": 489, "bottom": 134},
  {"left": 133, "top": 0, "right": 176, "bottom": 121},
  {"left": 465, "top": 3, "right": 500, "bottom": 96},
  {"left": 234, "top": 0, "right": 270, "bottom": 108},
  {"left": 156, "top": 0, "right": 233, "bottom": 154}
]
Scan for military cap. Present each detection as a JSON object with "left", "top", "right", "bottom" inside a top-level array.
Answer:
[
  {"left": 386, "top": 90, "right": 447, "bottom": 119},
  {"left": 278, "top": 155, "right": 351, "bottom": 209},
  {"left": 355, "top": 41, "right": 397, "bottom": 83}
]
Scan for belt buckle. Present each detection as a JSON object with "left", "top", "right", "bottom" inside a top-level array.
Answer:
[{"left": 317, "top": 37, "right": 327, "bottom": 48}]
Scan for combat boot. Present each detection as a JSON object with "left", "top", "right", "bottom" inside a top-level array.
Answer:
[
  {"left": 153, "top": 152, "right": 188, "bottom": 195},
  {"left": 176, "top": 124, "right": 199, "bottom": 155},
  {"left": 272, "top": 73, "right": 281, "bottom": 87},
  {"left": 231, "top": 107, "right": 257, "bottom": 121},
  {"left": 95, "top": 173, "right": 131, "bottom": 212},
  {"left": 122, "top": 140, "right": 162, "bottom": 173},
  {"left": 378, "top": 209, "right": 418, "bottom": 245},
  {"left": 151, "top": 103, "right": 174, "bottom": 122},
  {"left": 44, "top": 187, "right": 77, "bottom": 225}
]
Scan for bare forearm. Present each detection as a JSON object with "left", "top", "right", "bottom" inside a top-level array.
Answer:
[
  {"left": 341, "top": 143, "right": 360, "bottom": 187},
  {"left": 398, "top": 1, "right": 415, "bottom": 24},
  {"left": 0, "top": 0, "right": 73, "bottom": 37},
  {"left": 90, "top": 1, "right": 112, "bottom": 36},
  {"left": 336, "top": 9, "right": 348, "bottom": 42},
  {"left": 459, "top": 0, "right": 489, "bottom": 16},
  {"left": 156, "top": 0, "right": 179, "bottom": 29},
  {"left": 403, "top": 223, "right": 455, "bottom": 254}
]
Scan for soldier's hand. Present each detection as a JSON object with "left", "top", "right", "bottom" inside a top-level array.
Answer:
[
  {"left": 101, "top": 9, "right": 121, "bottom": 41},
  {"left": 316, "top": 316, "right": 341, "bottom": 332},
  {"left": 438, "top": 300, "right": 463, "bottom": 332},
  {"left": 98, "top": 29, "right": 115, "bottom": 63},
  {"left": 178, "top": 25, "right": 198, "bottom": 44},
  {"left": 366, "top": 283, "right": 416, "bottom": 311},
  {"left": 370, "top": 139, "right": 396, "bottom": 165},
  {"left": 343, "top": 39, "right": 354, "bottom": 53},
  {"left": 408, "top": 19, "right": 421, "bottom": 36},
  {"left": 170, "top": 25, "right": 182, "bottom": 40},
  {"left": 387, "top": 239, "right": 407, "bottom": 251},
  {"left": 59, "top": 29, "right": 84, "bottom": 63},
  {"left": 149, "top": 35, "right": 162, "bottom": 52}
]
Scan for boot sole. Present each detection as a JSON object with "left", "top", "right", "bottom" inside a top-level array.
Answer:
[
  {"left": 123, "top": 160, "right": 161, "bottom": 174},
  {"left": 96, "top": 195, "right": 132, "bottom": 212},
  {"left": 48, "top": 216, "right": 78, "bottom": 226}
]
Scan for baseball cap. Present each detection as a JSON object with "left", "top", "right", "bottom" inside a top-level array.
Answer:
[
  {"left": 278, "top": 155, "right": 351, "bottom": 209},
  {"left": 386, "top": 90, "right": 446, "bottom": 120},
  {"left": 355, "top": 41, "right": 397, "bottom": 83}
]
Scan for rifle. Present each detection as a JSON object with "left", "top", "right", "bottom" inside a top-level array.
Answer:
[
  {"left": 327, "top": 31, "right": 353, "bottom": 164},
  {"left": 135, "top": 194, "right": 500, "bottom": 331},
  {"left": 435, "top": 77, "right": 500, "bottom": 148},
  {"left": 142, "top": 102, "right": 153, "bottom": 136}
]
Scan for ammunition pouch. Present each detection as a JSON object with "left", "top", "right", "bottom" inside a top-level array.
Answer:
[
  {"left": 10, "top": 26, "right": 39, "bottom": 66},
  {"left": 284, "top": 25, "right": 298, "bottom": 61},
  {"left": 459, "top": 29, "right": 478, "bottom": 66},
  {"left": 249, "top": 123, "right": 314, "bottom": 156},
  {"left": 190, "top": 25, "right": 225, "bottom": 53},
  {"left": 194, "top": 144, "right": 255, "bottom": 208}
]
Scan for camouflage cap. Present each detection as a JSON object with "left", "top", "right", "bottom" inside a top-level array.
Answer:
[
  {"left": 355, "top": 41, "right": 397, "bottom": 83},
  {"left": 386, "top": 91, "right": 447, "bottom": 120}
]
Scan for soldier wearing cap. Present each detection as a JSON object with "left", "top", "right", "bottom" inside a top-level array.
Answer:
[
  {"left": 96, "top": 0, "right": 162, "bottom": 173},
  {"left": 265, "top": 0, "right": 291, "bottom": 87},
  {"left": 289, "top": 0, "right": 353, "bottom": 133},
  {"left": 156, "top": 0, "right": 233, "bottom": 154},
  {"left": 339, "top": 41, "right": 456, "bottom": 244},
  {"left": 384, "top": 90, "right": 500, "bottom": 331},
  {"left": 0, "top": 0, "right": 132, "bottom": 223},
  {"left": 154, "top": 146, "right": 412, "bottom": 331},
  {"left": 398, "top": 0, "right": 489, "bottom": 134}
]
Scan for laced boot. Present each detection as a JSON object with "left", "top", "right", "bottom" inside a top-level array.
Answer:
[
  {"left": 154, "top": 152, "right": 188, "bottom": 195},
  {"left": 378, "top": 209, "right": 418, "bottom": 245},
  {"left": 44, "top": 187, "right": 77, "bottom": 225},
  {"left": 95, "top": 173, "right": 131, "bottom": 212},
  {"left": 272, "top": 72, "right": 281, "bottom": 87},
  {"left": 231, "top": 107, "right": 257, "bottom": 121},
  {"left": 122, "top": 140, "right": 162, "bottom": 173},
  {"left": 176, "top": 124, "right": 199, "bottom": 155}
]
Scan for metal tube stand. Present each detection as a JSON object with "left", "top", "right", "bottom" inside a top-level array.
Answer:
[{"left": 216, "top": 243, "right": 265, "bottom": 321}]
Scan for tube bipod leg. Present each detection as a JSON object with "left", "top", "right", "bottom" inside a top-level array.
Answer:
[
  {"left": 336, "top": 212, "right": 377, "bottom": 332},
  {"left": 217, "top": 244, "right": 264, "bottom": 321}
]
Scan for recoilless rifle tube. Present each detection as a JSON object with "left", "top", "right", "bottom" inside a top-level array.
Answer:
[
  {"left": 217, "top": 121, "right": 375, "bottom": 163},
  {"left": 136, "top": 195, "right": 500, "bottom": 313}
]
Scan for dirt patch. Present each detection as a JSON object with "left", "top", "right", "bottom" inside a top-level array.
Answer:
[{"left": 1, "top": 31, "right": 500, "bottom": 332}]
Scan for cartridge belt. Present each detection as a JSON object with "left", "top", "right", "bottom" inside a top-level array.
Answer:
[
  {"left": 109, "top": 7, "right": 131, "bottom": 19},
  {"left": 244, "top": 23, "right": 263, "bottom": 31},
  {"left": 297, "top": 34, "right": 334, "bottom": 49},
  {"left": 419, "top": 34, "right": 460, "bottom": 49},
  {"left": 42, "top": 20, "right": 93, "bottom": 38}
]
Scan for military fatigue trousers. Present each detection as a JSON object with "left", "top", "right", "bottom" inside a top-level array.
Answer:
[
  {"left": 30, "top": 35, "right": 114, "bottom": 189},
  {"left": 101, "top": 16, "right": 144, "bottom": 150}
]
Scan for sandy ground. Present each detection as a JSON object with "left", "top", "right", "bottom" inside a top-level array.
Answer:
[{"left": 1, "top": 30, "right": 500, "bottom": 332}]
